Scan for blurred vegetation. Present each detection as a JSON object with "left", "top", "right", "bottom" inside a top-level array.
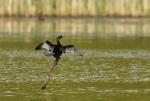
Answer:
[
  {"left": 0, "top": 0, "right": 150, "bottom": 17},
  {"left": 0, "top": 18, "right": 150, "bottom": 38}
]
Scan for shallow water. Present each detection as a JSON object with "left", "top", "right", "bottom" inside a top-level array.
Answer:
[{"left": 0, "top": 18, "right": 150, "bottom": 101}]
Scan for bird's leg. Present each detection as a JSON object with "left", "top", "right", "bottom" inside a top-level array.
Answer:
[
  {"left": 48, "top": 58, "right": 59, "bottom": 76},
  {"left": 42, "top": 57, "right": 60, "bottom": 89}
]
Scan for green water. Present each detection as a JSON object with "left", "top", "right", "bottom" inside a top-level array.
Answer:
[{"left": 0, "top": 18, "right": 150, "bottom": 101}]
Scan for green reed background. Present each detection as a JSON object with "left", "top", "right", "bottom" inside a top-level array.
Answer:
[{"left": 0, "top": 0, "right": 149, "bottom": 17}]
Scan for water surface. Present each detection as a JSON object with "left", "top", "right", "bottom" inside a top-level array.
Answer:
[{"left": 0, "top": 18, "right": 150, "bottom": 101}]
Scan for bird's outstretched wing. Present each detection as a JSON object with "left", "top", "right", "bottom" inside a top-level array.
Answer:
[
  {"left": 62, "top": 45, "right": 83, "bottom": 57},
  {"left": 35, "top": 40, "right": 55, "bottom": 51}
]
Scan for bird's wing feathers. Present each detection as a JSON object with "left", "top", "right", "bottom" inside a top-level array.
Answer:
[
  {"left": 35, "top": 40, "right": 83, "bottom": 57},
  {"left": 35, "top": 42, "right": 44, "bottom": 50},
  {"left": 63, "top": 45, "right": 74, "bottom": 49},
  {"left": 62, "top": 45, "right": 83, "bottom": 57},
  {"left": 45, "top": 40, "right": 55, "bottom": 48},
  {"left": 35, "top": 41, "right": 55, "bottom": 51},
  {"left": 62, "top": 45, "right": 75, "bottom": 53}
]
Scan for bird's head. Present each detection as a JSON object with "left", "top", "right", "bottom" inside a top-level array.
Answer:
[{"left": 57, "top": 34, "right": 63, "bottom": 40}]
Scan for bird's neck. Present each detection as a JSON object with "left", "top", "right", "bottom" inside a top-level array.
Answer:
[{"left": 57, "top": 39, "right": 61, "bottom": 45}]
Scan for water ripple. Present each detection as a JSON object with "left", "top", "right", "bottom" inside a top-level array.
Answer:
[{"left": 0, "top": 49, "right": 150, "bottom": 84}]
